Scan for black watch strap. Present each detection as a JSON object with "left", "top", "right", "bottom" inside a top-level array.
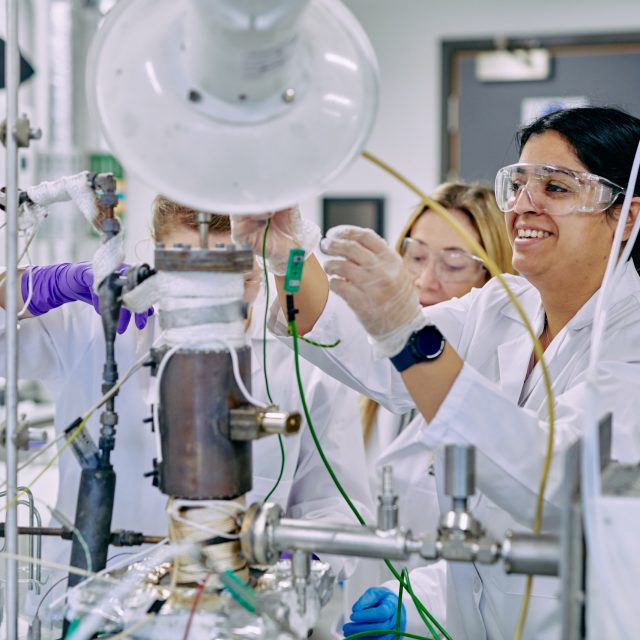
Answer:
[{"left": 390, "top": 324, "right": 446, "bottom": 372}]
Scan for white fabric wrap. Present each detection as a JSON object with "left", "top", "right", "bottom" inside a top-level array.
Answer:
[
  {"left": 26, "top": 171, "right": 98, "bottom": 224},
  {"left": 26, "top": 170, "right": 125, "bottom": 291},
  {"left": 122, "top": 271, "right": 247, "bottom": 349}
]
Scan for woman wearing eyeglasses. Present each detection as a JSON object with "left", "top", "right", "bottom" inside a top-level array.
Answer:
[
  {"left": 232, "top": 106, "right": 640, "bottom": 638},
  {"left": 350, "top": 183, "right": 514, "bottom": 622}
]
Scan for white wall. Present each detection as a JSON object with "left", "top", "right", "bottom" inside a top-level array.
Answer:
[{"left": 325, "top": 0, "right": 640, "bottom": 244}]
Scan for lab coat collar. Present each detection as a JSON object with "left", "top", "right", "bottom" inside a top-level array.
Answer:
[{"left": 499, "top": 261, "right": 640, "bottom": 333}]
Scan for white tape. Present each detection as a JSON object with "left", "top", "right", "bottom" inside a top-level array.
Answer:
[
  {"left": 92, "top": 234, "right": 125, "bottom": 292},
  {"left": 26, "top": 171, "right": 98, "bottom": 227}
]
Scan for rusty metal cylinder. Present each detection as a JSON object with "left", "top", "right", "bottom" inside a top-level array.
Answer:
[{"left": 157, "top": 346, "right": 253, "bottom": 499}]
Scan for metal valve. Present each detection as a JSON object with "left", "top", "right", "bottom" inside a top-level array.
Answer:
[
  {"left": 377, "top": 465, "right": 399, "bottom": 531},
  {"left": 229, "top": 405, "right": 301, "bottom": 441}
]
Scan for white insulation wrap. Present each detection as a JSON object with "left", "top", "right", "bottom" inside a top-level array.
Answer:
[
  {"left": 123, "top": 270, "right": 247, "bottom": 349},
  {"left": 26, "top": 171, "right": 98, "bottom": 226}
]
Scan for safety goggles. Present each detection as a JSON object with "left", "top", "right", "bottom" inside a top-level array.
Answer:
[
  {"left": 401, "top": 237, "right": 485, "bottom": 283},
  {"left": 495, "top": 163, "right": 625, "bottom": 216}
]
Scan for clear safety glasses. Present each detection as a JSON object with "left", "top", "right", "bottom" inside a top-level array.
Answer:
[
  {"left": 495, "top": 163, "right": 626, "bottom": 216},
  {"left": 401, "top": 237, "right": 486, "bottom": 283}
]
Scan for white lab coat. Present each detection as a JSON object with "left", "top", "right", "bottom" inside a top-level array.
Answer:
[
  {"left": 0, "top": 286, "right": 373, "bottom": 611},
  {"left": 345, "top": 404, "right": 447, "bottom": 629},
  {"left": 269, "top": 261, "right": 640, "bottom": 639}
]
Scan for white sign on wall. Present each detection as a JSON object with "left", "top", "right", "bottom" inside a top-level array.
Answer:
[{"left": 521, "top": 96, "right": 589, "bottom": 125}]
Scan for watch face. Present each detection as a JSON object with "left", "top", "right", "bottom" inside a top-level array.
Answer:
[{"left": 413, "top": 325, "right": 444, "bottom": 359}]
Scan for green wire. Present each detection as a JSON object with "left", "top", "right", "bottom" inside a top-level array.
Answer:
[
  {"left": 343, "top": 631, "right": 435, "bottom": 640},
  {"left": 289, "top": 318, "right": 369, "bottom": 522},
  {"left": 298, "top": 335, "right": 341, "bottom": 348},
  {"left": 288, "top": 319, "right": 451, "bottom": 640},
  {"left": 397, "top": 568, "right": 408, "bottom": 638},
  {"left": 260, "top": 218, "right": 286, "bottom": 504}
]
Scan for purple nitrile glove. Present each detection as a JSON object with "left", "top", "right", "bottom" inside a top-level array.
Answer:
[{"left": 21, "top": 262, "right": 154, "bottom": 334}]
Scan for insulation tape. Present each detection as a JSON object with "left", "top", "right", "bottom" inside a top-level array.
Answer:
[
  {"left": 26, "top": 171, "right": 98, "bottom": 227},
  {"left": 122, "top": 271, "right": 244, "bottom": 313}
]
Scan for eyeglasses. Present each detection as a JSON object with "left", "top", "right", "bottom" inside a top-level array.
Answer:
[
  {"left": 401, "top": 237, "right": 485, "bottom": 283},
  {"left": 495, "top": 163, "right": 625, "bottom": 216}
]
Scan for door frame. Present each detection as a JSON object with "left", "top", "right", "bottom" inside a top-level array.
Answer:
[{"left": 441, "top": 31, "right": 640, "bottom": 181}]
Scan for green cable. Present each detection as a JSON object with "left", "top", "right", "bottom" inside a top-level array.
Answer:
[
  {"left": 343, "top": 631, "right": 435, "bottom": 640},
  {"left": 397, "top": 568, "right": 408, "bottom": 638},
  {"left": 260, "top": 218, "right": 286, "bottom": 504},
  {"left": 262, "top": 433, "right": 285, "bottom": 504},
  {"left": 298, "top": 335, "right": 341, "bottom": 348},
  {"left": 289, "top": 318, "right": 369, "bottom": 522},
  {"left": 288, "top": 318, "right": 451, "bottom": 640},
  {"left": 404, "top": 565, "right": 444, "bottom": 639}
]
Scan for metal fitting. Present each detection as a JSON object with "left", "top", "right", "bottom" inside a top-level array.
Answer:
[
  {"left": 0, "top": 114, "right": 42, "bottom": 148},
  {"left": 292, "top": 549, "right": 311, "bottom": 614},
  {"left": 501, "top": 530, "right": 560, "bottom": 576},
  {"left": 229, "top": 405, "right": 301, "bottom": 441},
  {"left": 438, "top": 509, "right": 484, "bottom": 540},
  {"left": 377, "top": 465, "right": 399, "bottom": 531},
  {"left": 240, "top": 502, "right": 284, "bottom": 565}
]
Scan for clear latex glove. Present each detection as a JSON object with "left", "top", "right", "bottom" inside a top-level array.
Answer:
[
  {"left": 321, "top": 225, "right": 428, "bottom": 359},
  {"left": 230, "top": 207, "right": 321, "bottom": 276}
]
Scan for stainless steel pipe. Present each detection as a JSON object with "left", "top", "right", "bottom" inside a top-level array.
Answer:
[
  {"left": 272, "top": 518, "right": 420, "bottom": 561},
  {"left": 502, "top": 531, "right": 560, "bottom": 577}
]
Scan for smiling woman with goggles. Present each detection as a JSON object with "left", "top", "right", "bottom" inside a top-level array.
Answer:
[{"left": 495, "top": 162, "right": 626, "bottom": 215}]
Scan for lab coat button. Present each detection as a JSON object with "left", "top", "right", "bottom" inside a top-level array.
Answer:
[{"left": 473, "top": 577, "right": 481, "bottom": 593}]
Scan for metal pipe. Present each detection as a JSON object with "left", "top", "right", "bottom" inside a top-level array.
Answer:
[
  {"left": 0, "top": 526, "right": 70, "bottom": 538},
  {"left": 501, "top": 531, "right": 560, "bottom": 577},
  {"left": 12, "top": 500, "right": 40, "bottom": 592},
  {"left": 444, "top": 444, "right": 475, "bottom": 501},
  {"left": 272, "top": 518, "right": 417, "bottom": 560},
  {"left": 4, "top": 0, "right": 20, "bottom": 634},
  {"left": 0, "top": 488, "right": 43, "bottom": 596}
]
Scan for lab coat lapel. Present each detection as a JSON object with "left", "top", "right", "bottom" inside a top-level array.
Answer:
[
  {"left": 496, "top": 285, "right": 545, "bottom": 402},
  {"left": 513, "top": 262, "right": 640, "bottom": 411},
  {"left": 496, "top": 333, "right": 539, "bottom": 403}
]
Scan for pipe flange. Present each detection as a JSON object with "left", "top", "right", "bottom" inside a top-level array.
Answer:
[{"left": 239, "top": 502, "right": 283, "bottom": 565}]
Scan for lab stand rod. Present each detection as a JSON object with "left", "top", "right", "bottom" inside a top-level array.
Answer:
[{"left": 4, "top": 0, "right": 20, "bottom": 636}]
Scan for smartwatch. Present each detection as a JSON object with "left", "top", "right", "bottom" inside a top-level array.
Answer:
[{"left": 390, "top": 324, "right": 446, "bottom": 372}]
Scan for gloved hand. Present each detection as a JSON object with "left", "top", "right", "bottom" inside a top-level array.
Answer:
[
  {"left": 21, "top": 262, "right": 154, "bottom": 334},
  {"left": 321, "top": 225, "right": 427, "bottom": 359},
  {"left": 230, "top": 207, "right": 321, "bottom": 276},
  {"left": 343, "top": 587, "right": 406, "bottom": 640}
]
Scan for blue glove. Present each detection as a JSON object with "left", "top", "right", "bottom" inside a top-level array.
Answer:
[{"left": 343, "top": 587, "right": 406, "bottom": 640}]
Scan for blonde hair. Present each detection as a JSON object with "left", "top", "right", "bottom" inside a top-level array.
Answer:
[
  {"left": 395, "top": 182, "right": 514, "bottom": 273},
  {"left": 151, "top": 194, "right": 230, "bottom": 242},
  {"left": 361, "top": 182, "right": 515, "bottom": 442}
]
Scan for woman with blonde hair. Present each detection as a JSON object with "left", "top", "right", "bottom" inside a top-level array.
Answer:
[{"left": 362, "top": 182, "right": 514, "bottom": 478}]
